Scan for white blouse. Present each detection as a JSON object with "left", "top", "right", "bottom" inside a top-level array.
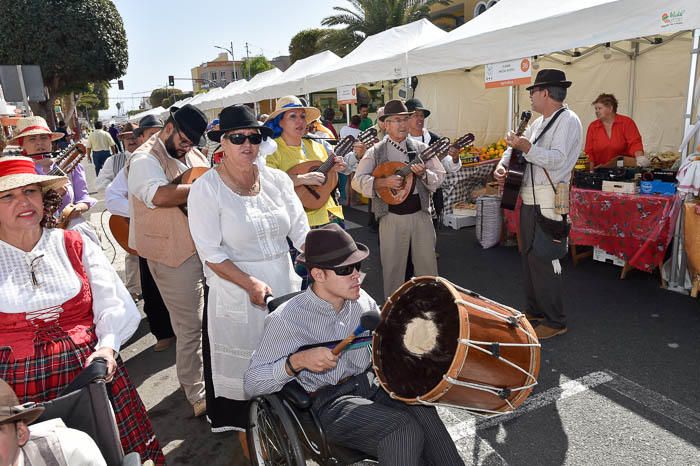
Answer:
[
  {"left": 187, "top": 166, "right": 309, "bottom": 268},
  {"left": 0, "top": 229, "right": 140, "bottom": 352}
]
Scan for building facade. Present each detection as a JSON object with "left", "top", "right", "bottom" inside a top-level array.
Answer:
[
  {"left": 423, "top": 0, "right": 501, "bottom": 31},
  {"left": 191, "top": 53, "right": 244, "bottom": 93}
]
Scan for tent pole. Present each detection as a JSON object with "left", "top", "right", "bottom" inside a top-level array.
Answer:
[
  {"left": 507, "top": 86, "right": 513, "bottom": 132},
  {"left": 667, "top": 28, "right": 699, "bottom": 294},
  {"left": 346, "top": 103, "right": 350, "bottom": 125},
  {"left": 628, "top": 42, "right": 639, "bottom": 119}
]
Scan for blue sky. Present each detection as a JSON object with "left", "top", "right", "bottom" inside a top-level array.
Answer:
[{"left": 105, "top": 0, "right": 347, "bottom": 117}]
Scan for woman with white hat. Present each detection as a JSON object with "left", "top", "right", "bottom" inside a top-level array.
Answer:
[
  {"left": 265, "top": 96, "right": 349, "bottom": 287},
  {"left": 0, "top": 156, "right": 165, "bottom": 464},
  {"left": 10, "top": 116, "right": 98, "bottom": 243}
]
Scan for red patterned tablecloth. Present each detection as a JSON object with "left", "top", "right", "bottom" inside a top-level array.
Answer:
[{"left": 569, "top": 188, "right": 682, "bottom": 272}]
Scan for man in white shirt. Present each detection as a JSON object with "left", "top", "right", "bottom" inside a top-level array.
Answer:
[
  {"left": 106, "top": 118, "right": 175, "bottom": 353},
  {"left": 0, "top": 379, "right": 106, "bottom": 466},
  {"left": 126, "top": 104, "right": 209, "bottom": 417},
  {"left": 494, "top": 69, "right": 582, "bottom": 340}
]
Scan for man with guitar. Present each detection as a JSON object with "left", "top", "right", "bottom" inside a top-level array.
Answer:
[
  {"left": 127, "top": 104, "right": 209, "bottom": 416},
  {"left": 494, "top": 69, "right": 582, "bottom": 340},
  {"left": 105, "top": 115, "right": 175, "bottom": 353},
  {"left": 352, "top": 100, "right": 446, "bottom": 299}
]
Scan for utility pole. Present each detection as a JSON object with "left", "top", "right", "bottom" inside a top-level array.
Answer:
[
  {"left": 231, "top": 41, "right": 236, "bottom": 81},
  {"left": 245, "top": 42, "right": 251, "bottom": 80}
]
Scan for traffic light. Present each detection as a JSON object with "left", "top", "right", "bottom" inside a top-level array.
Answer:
[
  {"left": 168, "top": 75, "right": 175, "bottom": 87},
  {"left": 117, "top": 79, "right": 124, "bottom": 90}
]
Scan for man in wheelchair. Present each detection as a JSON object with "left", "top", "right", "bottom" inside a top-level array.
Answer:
[{"left": 245, "top": 224, "right": 464, "bottom": 465}]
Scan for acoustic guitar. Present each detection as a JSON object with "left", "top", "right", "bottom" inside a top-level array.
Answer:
[
  {"left": 109, "top": 166, "right": 209, "bottom": 254},
  {"left": 373, "top": 132, "right": 475, "bottom": 205},
  {"left": 500, "top": 111, "right": 532, "bottom": 210},
  {"left": 288, "top": 127, "right": 378, "bottom": 210}
]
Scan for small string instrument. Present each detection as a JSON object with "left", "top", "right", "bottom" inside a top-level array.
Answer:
[
  {"left": 500, "top": 111, "right": 532, "bottom": 210},
  {"left": 373, "top": 132, "right": 475, "bottom": 205},
  {"left": 288, "top": 127, "right": 378, "bottom": 210}
]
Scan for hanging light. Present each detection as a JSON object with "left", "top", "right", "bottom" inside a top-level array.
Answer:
[
  {"left": 603, "top": 42, "right": 612, "bottom": 60},
  {"left": 532, "top": 55, "right": 540, "bottom": 70}
]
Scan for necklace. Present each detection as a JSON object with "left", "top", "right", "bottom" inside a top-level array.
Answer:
[{"left": 218, "top": 164, "right": 260, "bottom": 196}]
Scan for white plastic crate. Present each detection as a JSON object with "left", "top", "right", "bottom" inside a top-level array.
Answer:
[
  {"left": 593, "top": 247, "right": 625, "bottom": 267},
  {"left": 444, "top": 213, "right": 476, "bottom": 229}
]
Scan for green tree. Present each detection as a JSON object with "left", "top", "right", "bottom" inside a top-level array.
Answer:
[
  {"left": 0, "top": 0, "right": 128, "bottom": 123},
  {"left": 241, "top": 56, "right": 274, "bottom": 80},
  {"left": 321, "top": 0, "right": 450, "bottom": 50},
  {"left": 289, "top": 29, "right": 327, "bottom": 63},
  {"left": 150, "top": 88, "right": 183, "bottom": 108}
]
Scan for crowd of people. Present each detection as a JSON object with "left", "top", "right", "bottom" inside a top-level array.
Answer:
[{"left": 0, "top": 67, "right": 653, "bottom": 464}]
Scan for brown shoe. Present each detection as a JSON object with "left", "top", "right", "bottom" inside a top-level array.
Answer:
[
  {"left": 153, "top": 337, "right": 175, "bottom": 352},
  {"left": 524, "top": 311, "right": 545, "bottom": 324},
  {"left": 534, "top": 324, "right": 568, "bottom": 340},
  {"left": 193, "top": 398, "right": 207, "bottom": 417}
]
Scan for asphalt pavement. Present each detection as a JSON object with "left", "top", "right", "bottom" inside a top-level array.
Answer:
[{"left": 85, "top": 163, "right": 700, "bottom": 465}]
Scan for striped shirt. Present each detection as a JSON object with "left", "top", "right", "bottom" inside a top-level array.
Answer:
[{"left": 244, "top": 287, "right": 378, "bottom": 397}]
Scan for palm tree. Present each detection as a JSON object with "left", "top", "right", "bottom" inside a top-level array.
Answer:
[{"left": 321, "top": 0, "right": 450, "bottom": 50}]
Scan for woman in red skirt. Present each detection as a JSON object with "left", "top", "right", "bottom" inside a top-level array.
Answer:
[{"left": 0, "top": 156, "right": 165, "bottom": 464}]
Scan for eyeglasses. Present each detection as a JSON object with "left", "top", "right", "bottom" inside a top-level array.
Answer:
[
  {"left": 529, "top": 87, "right": 543, "bottom": 96},
  {"left": 225, "top": 133, "right": 263, "bottom": 145},
  {"left": 330, "top": 261, "right": 362, "bottom": 276},
  {"left": 173, "top": 124, "right": 194, "bottom": 148},
  {"left": 385, "top": 117, "right": 410, "bottom": 125}
]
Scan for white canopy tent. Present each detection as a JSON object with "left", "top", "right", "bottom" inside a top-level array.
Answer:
[
  {"left": 301, "top": 19, "right": 447, "bottom": 95},
  {"left": 407, "top": 0, "right": 700, "bottom": 75},
  {"left": 128, "top": 106, "right": 165, "bottom": 123},
  {"left": 197, "top": 87, "right": 227, "bottom": 111},
  {"left": 245, "top": 51, "right": 341, "bottom": 102},
  {"left": 220, "top": 68, "right": 282, "bottom": 107}
]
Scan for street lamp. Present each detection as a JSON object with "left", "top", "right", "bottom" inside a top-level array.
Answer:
[{"left": 214, "top": 42, "right": 237, "bottom": 82}]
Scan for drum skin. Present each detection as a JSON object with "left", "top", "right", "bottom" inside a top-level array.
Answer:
[{"left": 372, "top": 276, "right": 541, "bottom": 414}]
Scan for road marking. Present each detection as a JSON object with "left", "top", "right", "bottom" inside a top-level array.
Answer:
[{"left": 604, "top": 370, "right": 700, "bottom": 433}]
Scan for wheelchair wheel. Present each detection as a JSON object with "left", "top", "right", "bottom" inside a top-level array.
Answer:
[{"left": 248, "top": 395, "right": 306, "bottom": 466}]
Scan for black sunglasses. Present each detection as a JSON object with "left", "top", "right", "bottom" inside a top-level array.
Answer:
[
  {"left": 331, "top": 261, "right": 362, "bottom": 276},
  {"left": 225, "top": 133, "right": 263, "bottom": 145}
]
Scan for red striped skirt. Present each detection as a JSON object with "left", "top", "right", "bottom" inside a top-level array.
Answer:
[{"left": 0, "top": 329, "right": 166, "bottom": 465}]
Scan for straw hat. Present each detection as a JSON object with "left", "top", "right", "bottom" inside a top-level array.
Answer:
[
  {"left": 9, "top": 116, "right": 64, "bottom": 145},
  {"left": 0, "top": 379, "right": 44, "bottom": 425},
  {"left": 0, "top": 156, "right": 67, "bottom": 193},
  {"left": 267, "top": 96, "right": 321, "bottom": 123}
]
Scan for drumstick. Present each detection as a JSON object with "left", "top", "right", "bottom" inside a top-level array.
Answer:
[{"left": 331, "top": 312, "right": 381, "bottom": 356}]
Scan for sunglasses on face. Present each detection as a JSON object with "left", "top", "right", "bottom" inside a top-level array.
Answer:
[
  {"left": 331, "top": 261, "right": 362, "bottom": 276},
  {"left": 529, "top": 87, "right": 543, "bottom": 96},
  {"left": 225, "top": 133, "right": 263, "bottom": 145}
]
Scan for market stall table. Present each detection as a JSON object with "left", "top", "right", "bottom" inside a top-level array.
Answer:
[
  {"left": 441, "top": 159, "right": 499, "bottom": 216},
  {"left": 569, "top": 187, "right": 682, "bottom": 278}
]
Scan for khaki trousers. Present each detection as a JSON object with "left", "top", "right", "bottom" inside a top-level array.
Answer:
[
  {"left": 124, "top": 253, "right": 141, "bottom": 296},
  {"left": 148, "top": 254, "right": 206, "bottom": 405},
  {"left": 379, "top": 211, "right": 438, "bottom": 299}
]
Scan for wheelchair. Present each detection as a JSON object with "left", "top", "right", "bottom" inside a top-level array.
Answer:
[
  {"left": 30, "top": 358, "right": 144, "bottom": 466},
  {"left": 246, "top": 292, "right": 378, "bottom": 466}
]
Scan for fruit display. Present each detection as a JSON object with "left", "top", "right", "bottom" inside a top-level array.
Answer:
[{"left": 459, "top": 138, "right": 507, "bottom": 165}]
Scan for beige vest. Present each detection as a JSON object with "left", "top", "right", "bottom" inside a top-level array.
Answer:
[{"left": 126, "top": 133, "right": 208, "bottom": 267}]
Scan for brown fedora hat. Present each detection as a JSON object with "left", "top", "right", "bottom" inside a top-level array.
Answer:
[
  {"left": 296, "top": 223, "right": 369, "bottom": 269},
  {"left": 0, "top": 379, "right": 44, "bottom": 425},
  {"left": 378, "top": 99, "right": 414, "bottom": 122}
]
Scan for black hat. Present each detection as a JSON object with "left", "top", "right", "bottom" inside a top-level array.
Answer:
[
  {"left": 378, "top": 99, "right": 414, "bottom": 122},
  {"left": 169, "top": 104, "right": 208, "bottom": 146},
  {"left": 405, "top": 98, "right": 431, "bottom": 118},
  {"left": 526, "top": 69, "right": 572, "bottom": 91},
  {"left": 296, "top": 223, "right": 369, "bottom": 269},
  {"left": 134, "top": 114, "right": 164, "bottom": 137},
  {"left": 207, "top": 105, "right": 273, "bottom": 143}
]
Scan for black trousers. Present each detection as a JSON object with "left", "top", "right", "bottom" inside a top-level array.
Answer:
[
  {"left": 312, "top": 372, "right": 464, "bottom": 466},
  {"left": 138, "top": 256, "right": 175, "bottom": 340},
  {"left": 519, "top": 204, "right": 566, "bottom": 328}
]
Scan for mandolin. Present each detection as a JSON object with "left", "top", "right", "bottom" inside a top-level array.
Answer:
[
  {"left": 288, "top": 127, "right": 378, "bottom": 211},
  {"left": 500, "top": 111, "right": 532, "bottom": 210},
  {"left": 373, "top": 132, "right": 475, "bottom": 205}
]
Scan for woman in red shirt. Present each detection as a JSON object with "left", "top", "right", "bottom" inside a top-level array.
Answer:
[{"left": 585, "top": 93, "right": 647, "bottom": 167}]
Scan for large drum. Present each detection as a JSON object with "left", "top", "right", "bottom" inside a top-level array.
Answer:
[{"left": 372, "top": 276, "right": 540, "bottom": 416}]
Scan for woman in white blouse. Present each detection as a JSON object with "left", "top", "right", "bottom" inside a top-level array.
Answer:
[
  {"left": 0, "top": 156, "right": 165, "bottom": 464},
  {"left": 188, "top": 105, "right": 310, "bottom": 440}
]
